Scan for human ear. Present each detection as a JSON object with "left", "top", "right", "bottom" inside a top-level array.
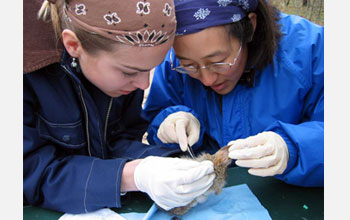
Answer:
[
  {"left": 61, "top": 29, "right": 83, "bottom": 58},
  {"left": 248, "top": 13, "right": 257, "bottom": 34}
]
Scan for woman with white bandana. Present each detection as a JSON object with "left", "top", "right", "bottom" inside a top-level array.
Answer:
[
  {"left": 143, "top": 0, "right": 324, "bottom": 187},
  {"left": 23, "top": 0, "right": 215, "bottom": 214}
]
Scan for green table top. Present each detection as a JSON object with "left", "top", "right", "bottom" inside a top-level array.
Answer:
[{"left": 24, "top": 167, "right": 324, "bottom": 220}]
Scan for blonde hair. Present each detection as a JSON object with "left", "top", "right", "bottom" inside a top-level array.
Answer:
[
  {"left": 37, "top": 0, "right": 62, "bottom": 39},
  {"left": 37, "top": 0, "right": 119, "bottom": 54}
]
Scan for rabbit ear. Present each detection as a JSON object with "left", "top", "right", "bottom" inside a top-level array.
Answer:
[
  {"left": 219, "top": 145, "right": 230, "bottom": 154},
  {"left": 213, "top": 145, "right": 232, "bottom": 166}
]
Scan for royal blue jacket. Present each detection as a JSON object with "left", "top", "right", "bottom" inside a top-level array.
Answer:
[
  {"left": 143, "top": 13, "right": 324, "bottom": 187},
  {"left": 23, "top": 51, "right": 180, "bottom": 214}
]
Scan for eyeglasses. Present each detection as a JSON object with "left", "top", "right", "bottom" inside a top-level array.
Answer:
[{"left": 170, "top": 41, "right": 242, "bottom": 75}]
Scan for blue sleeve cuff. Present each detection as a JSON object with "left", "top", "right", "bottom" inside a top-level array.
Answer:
[
  {"left": 83, "top": 158, "right": 127, "bottom": 212},
  {"left": 84, "top": 147, "right": 183, "bottom": 213},
  {"left": 265, "top": 120, "right": 324, "bottom": 187},
  {"left": 272, "top": 128, "right": 298, "bottom": 176}
]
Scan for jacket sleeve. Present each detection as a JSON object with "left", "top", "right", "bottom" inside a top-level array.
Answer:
[
  {"left": 268, "top": 16, "right": 324, "bottom": 187},
  {"left": 24, "top": 78, "right": 127, "bottom": 214},
  {"left": 142, "top": 50, "right": 205, "bottom": 151}
]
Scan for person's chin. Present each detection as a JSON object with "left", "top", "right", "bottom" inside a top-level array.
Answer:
[
  {"left": 104, "top": 91, "right": 123, "bottom": 98},
  {"left": 214, "top": 90, "right": 229, "bottom": 95}
]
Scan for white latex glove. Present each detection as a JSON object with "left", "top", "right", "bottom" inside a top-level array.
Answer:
[
  {"left": 228, "top": 131, "right": 289, "bottom": 177},
  {"left": 157, "top": 111, "right": 200, "bottom": 152},
  {"left": 134, "top": 156, "right": 215, "bottom": 211},
  {"left": 193, "top": 190, "right": 212, "bottom": 204},
  {"left": 186, "top": 192, "right": 209, "bottom": 209}
]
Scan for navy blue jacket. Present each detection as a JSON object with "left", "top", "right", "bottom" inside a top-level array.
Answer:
[{"left": 23, "top": 51, "right": 179, "bottom": 214}]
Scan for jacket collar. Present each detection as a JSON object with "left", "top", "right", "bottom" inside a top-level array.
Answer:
[
  {"left": 60, "top": 49, "right": 86, "bottom": 85},
  {"left": 238, "top": 67, "right": 256, "bottom": 88}
]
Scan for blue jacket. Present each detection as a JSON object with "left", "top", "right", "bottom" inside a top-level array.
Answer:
[
  {"left": 143, "top": 13, "right": 324, "bottom": 187},
  {"left": 23, "top": 51, "right": 180, "bottom": 214}
]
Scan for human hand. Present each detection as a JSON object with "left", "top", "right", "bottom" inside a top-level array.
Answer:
[
  {"left": 134, "top": 156, "right": 215, "bottom": 210},
  {"left": 227, "top": 131, "right": 289, "bottom": 177},
  {"left": 157, "top": 111, "right": 200, "bottom": 152}
]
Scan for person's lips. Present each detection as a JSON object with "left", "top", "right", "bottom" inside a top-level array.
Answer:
[
  {"left": 211, "top": 82, "right": 226, "bottom": 91},
  {"left": 120, "top": 90, "right": 133, "bottom": 95}
]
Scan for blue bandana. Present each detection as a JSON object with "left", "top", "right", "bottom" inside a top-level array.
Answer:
[{"left": 175, "top": 0, "right": 258, "bottom": 35}]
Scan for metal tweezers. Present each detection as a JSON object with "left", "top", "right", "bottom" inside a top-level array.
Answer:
[{"left": 187, "top": 144, "right": 195, "bottom": 159}]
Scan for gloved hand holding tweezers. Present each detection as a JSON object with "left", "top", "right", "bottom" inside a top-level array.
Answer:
[{"left": 157, "top": 111, "right": 200, "bottom": 158}]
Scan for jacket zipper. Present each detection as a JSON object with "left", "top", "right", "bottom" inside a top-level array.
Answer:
[
  {"left": 61, "top": 65, "right": 92, "bottom": 157},
  {"left": 79, "top": 86, "right": 92, "bottom": 157},
  {"left": 104, "top": 97, "right": 113, "bottom": 145}
]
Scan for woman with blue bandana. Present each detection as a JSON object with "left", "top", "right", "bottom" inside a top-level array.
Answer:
[{"left": 143, "top": 0, "right": 323, "bottom": 187}]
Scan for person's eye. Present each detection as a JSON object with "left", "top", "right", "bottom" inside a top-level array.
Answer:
[
  {"left": 211, "top": 62, "right": 226, "bottom": 66},
  {"left": 210, "top": 59, "right": 226, "bottom": 64},
  {"left": 122, "top": 72, "right": 138, "bottom": 77},
  {"left": 183, "top": 64, "right": 196, "bottom": 68}
]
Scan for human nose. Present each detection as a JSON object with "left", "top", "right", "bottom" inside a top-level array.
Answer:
[
  {"left": 133, "top": 71, "right": 150, "bottom": 90},
  {"left": 199, "top": 68, "right": 218, "bottom": 87}
]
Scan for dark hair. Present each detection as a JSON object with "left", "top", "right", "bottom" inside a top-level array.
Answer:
[{"left": 225, "top": 0, "right": 282, "bottom": 71}]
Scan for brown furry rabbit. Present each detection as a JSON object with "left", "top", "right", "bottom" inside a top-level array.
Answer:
[{"left": 166, "top": 145, "right": 232, "bottom": 216}]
